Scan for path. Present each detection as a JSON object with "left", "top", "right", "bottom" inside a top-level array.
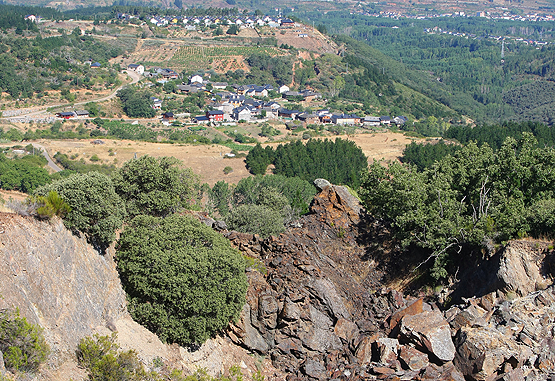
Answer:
[
  {"left": 31, "top": 143, "right": 63, "bottom": 173},
  {"left": 2, "top": 70, "right": 141, "bottom": 121}
]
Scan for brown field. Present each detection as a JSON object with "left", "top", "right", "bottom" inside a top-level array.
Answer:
[{"left": 17, "top": 131, "right": 416, "bottom": 187}]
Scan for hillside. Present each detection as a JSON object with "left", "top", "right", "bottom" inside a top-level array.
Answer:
[{"left": 1, "top": 182, "right": 554, "bottom": 380}]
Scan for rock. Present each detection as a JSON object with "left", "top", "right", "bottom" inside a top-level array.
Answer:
[
  {"left": 0, "top": 215, "right": 126, "bottom": 355},
  {"left": 389, "top": 298, "right": 423, "bottom": 332},
  {"left": 454, "top": 326, "right": 524, "bottom": 380},
  {"left": 231, "top": 303, "right": 269, "bottom": 354},
  {"left": 497, "top": 241, "right": 553, "bottom": 297},
  {"left": 308, "top": 278, "right": 351, "bottom": 320},
  {"left": 258, "top": 294, "right": 279, "bottom": 329},
  {"left": 355, "top": 334, "right": 380, "bottom": 364},
  {"left": 400, "top": 310, "right": 456, "bottom": 363},
  {"left": 398, "top": 346, "right": 429, "bottom": 371},
  {"left": 0, "top": 351, "right": 4, "bottom": 375},
  {"left": 303, "top": 358, "right": 327, "bottom": 379},
  {"left": 375, "top": 337, "right": 400, "bottom": 364},
  {"left": 313, "top": 179, "right": 332, "bottom": 191},
  {"left": 298, "top": 306, "right": 342, "bottom": 352},
  {"left": 333, "top": 318, "right": 358, "bottom": 344},
  {"left": 281, "top": 299, "right": 302, "bottom": 322}
]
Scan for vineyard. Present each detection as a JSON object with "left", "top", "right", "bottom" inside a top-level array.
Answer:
[{"left": 168, "top": 45, "right": 281, "bottom": 72}]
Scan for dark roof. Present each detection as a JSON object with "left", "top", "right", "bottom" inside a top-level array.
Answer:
[
  {"left": 194, "top": 115, "right": 209, "bottom": 121},
  {"left": 207, "top": 110, "right": 224, "bottom": 115},
  {"left": 58, "top": 111, "right": 76, "bottom": 116},
  {"left": 163, "top": 112, "right": 174, "bottom": 118}
]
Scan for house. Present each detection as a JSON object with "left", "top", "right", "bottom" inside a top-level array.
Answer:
[
  {"left": 278, "top": 85, "right": 290, "bottom": 94},
  {"left": 300, "top": 90, "right": 322, "bottom": 102},
  {"left": 177, "top": 84, "right": 200, "bottom": 94},
  {"left": 162, "top": 112, "right": 174, "bottom": 121},
  {"left": 261, "top": 107, "right": 278, "bottom": 120},
  {"left": 296, "top": 112, "right": 320, "bottom": 125},
  {"left": 194, "top": 115, "right": 210, "bottom": 124},
  {"left": 363, "top": 116, "right": 381, "bottom": 127},
  {"left": 278, "top": 109, "right": 299, "bottom": 119},
  {"left": 211, "top": 82, "right": 228, "bottom": 90},
  {"left": 150, "top": 97, "right": 162, "bottom": 109},
  {"left": 283, "top": 91, "right": 303, "bottom": 100},
  {"left": 206, "top": 110, "right": 224, "bottom": 122},
  {"left": 161, "top": 69, "right": 179, "bottom": 80},
  {"left": 331, "top": 114, "right": 360, "bottom": 125},
  {"left": 393, "top": 116, "right": 408, "bottom": 126},
  {"left": 280, "top": 18, "right": 295, "bottom": 27},
  {"left": 56, "top": 111, "right": 76, "bottom": 119},
  {"left": 233, "top": 106, "right": 254, "bottom": 121},
  {"left": 90, "top": 62, "right": 101, "bottom": 68},
  {"left": 227, "top": 94, "right": 246, "bottom": 107},
  {"left": 127, "top": 64, "right": 144, "bottom": 75},
  {"left": 190, "top": 74, "right": 203, "bottom": 84},
  {"left": 75, "top": 110, "right": 90, "bottom": 118},
  {"left": 380, "top": 116, "right": 392, "bottom": 125}
]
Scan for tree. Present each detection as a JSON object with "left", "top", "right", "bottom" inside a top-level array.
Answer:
[
  {"left": 112, "top": 155, "right": 200, "bottom": 218},
  {"left": 226, "top": 203, "right": 285, "bottom": 238},
  {"left": 227, "top": 24, "right": 239, "bottom": 35},
  {"left": 116, "top": 214, "right": 248, "bottom": 346},
  {"left": 34, "top": 172, "right": 126, "bottom": 249}
]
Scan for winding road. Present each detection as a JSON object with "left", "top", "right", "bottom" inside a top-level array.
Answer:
[{"left": 30, "top": 143, "right": 63, "bottom": 172}]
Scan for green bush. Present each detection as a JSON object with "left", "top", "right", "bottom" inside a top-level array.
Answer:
[
  {"left": 116, "top": 214, "right": 248, "bottom": 346},
  {"left": 0, "top": 308, "right": 49, "bottom": 373},
  {"left": 112, "top": 155, "right": 200, "bottom": 218},
  {"left": 77, "top": 334, "right": 154, "bottom": 381},
  {"left": 34, "top": 190, "right": 71, "bottom": 219},
  {"left": 34, "top": 172, "right": 126, "bottom": 249},
  {"left": 226, "top": 204, "right": 285, "bottom": 238}
]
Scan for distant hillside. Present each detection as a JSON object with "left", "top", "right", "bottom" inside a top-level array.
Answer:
[{"left": 503, "top": 81, "right": 555, "bottom": 125}]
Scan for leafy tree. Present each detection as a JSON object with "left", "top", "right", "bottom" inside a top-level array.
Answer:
[
  {"left": 226, "top": 24, "right": 239, "bottom": 35},
  {"left": 33, "top": 190, "right": 71, "bottom": 219},
  {"left": 116, "top": 214, "right": 248, "bottom": 346},
  {"left": 34, "top": 172, "right": 126, "bottom": 249},
  {"left": 359, "top": 133, "right": 555, "bottom": 281},
  {"left": 112, "top": 155, "right": 200, "bottom": 218},
  {"left": 208, "top": 180, "right": 232, "bottom": 217}
]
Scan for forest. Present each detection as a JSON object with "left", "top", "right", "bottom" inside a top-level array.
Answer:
[{"left": 297, "top": 11, "right": 555, "bottom": 124}]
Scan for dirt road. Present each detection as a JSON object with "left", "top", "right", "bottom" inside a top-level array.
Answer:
[{"left": 2, "top": 70, "right": 141, "bottom": 121}]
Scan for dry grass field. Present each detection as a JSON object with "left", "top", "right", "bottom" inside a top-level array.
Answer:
[{"left": 11, "top": 130, "right": 415, "bottom": 188}]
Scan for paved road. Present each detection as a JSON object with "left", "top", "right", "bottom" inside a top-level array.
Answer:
[
  {"left": 30, "top": 143, "right": 63, "bottom": 172},
  {"left": 2, "top": 70, "right": 141, "bottom": 121}
]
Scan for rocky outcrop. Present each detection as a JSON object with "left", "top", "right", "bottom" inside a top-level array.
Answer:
[
  {"left": 0, "top": 213, "right": 126, "bottom": 357},
  {"left": 224, "top": 182, "right": 555, "bottom": 381}
]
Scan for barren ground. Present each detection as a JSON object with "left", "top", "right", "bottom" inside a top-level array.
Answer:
[{"left": 0, "top": 131, "right": 415, "bottom": 190}]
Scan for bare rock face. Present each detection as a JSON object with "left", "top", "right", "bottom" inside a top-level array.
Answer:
[
  {"left": 400, "top": 310, "right": 456, "bottom": 363},
  {"left": 496, "top": 241, "right": 553, "bottom": 297},
  {"left": 0, "top": 213, "right": 126, "bottom": 357}
]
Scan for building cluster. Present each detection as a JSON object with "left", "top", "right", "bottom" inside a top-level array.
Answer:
[
  {"left": 55, "top": 110, "right": 90, "bottom": 119},
  {"left": 116, "top": 12, "right": 296, "bottom": 30},
  {"left": 360, "top": 9, "right": 555, "bottom": 22}
]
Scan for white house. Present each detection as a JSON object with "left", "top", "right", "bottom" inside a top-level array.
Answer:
[
  {"left": 190, "top": 75, "right": 203, "bottom": 84},
  {"left": 127, "top": 64, "right": 144, "bottom": 75},
  {"left": 279, "top": 85, "right": 290, "bottom": 94}
]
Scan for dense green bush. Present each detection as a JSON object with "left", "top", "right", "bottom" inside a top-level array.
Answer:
[
  {"left": 116, "top": 214, "right": 248, "bottom": 346},
  {"left": 226, "top": 203, "right": 286, "bottom": 238},
  {"left": 0, "top": 308, "right": 49, "bottom": 373},
  {"left": 34, "top": 172, "right": 126, "bottom": 249},
  {"left": 0, "top": 153, "right": 51, "bottom": 193},
  {"left": 112, "top": 155, "right": 200, "bottom": 218},
  {"left": 360, "top": 133, "right": 555, "bottom": 280}
]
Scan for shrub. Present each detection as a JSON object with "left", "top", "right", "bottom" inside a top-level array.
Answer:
[
  {"left": 34, "top": 190, "right": 71, "bottom": 219},
  {"left": 76, "top": 334, "right": 152, "bottom": 381},
  {"left": 226, "top": 204, "right": 285, "bottom": 238},
  {"left": 223, "top": 166, "right": 233, "bottom": 175},
  {"left": 0, "top": 308, "right": 50, "bottom": 373},
  {"left": 34, "top": 172, "right": 126, "bottom": 249},
  {"left": 112, "top": 156, "right": 200, "bottom": 218},
  {"left": 116, "top": 214, "right": 248, "bottom": 346}
]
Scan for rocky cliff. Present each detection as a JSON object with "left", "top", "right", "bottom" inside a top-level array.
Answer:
[{"left": 222, "top": 181, "right": 555, "bottom": 380}]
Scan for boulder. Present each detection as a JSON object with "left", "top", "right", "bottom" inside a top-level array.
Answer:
[
  {"left": 389, "top": 298, "right": 424, "bottom": 332},
  {"left": 497, "top": 241, "right": 553, "bottom": 297},
  {"left": 308, "top": 278, "right": 351, "bottom": 320},
  {"left": 302, "top": 358, "right": 327, "bottom": 379},
  {"left": 454, "top": 326, "right": 524, "bottom": 380},
  {"left": 298, "top": 306, "right": 342, "bottom": 353},
  {"left": 333, "top": 318, "right": 358, "bottom": 344},
  {"left": 400, "top": 310, "right": 456, "bottom": 363},
  {"left": 375, "top": 337, "right": 400, "bottom": 365},
  {"left": 398, "top": 346, "right": 429, "bottom": 371},
  {"left": 313, "top": 179, "right": 332, "bottom": 191},
  {"left": 355, "top": 334, "right": 380, "bottom": 364}
]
